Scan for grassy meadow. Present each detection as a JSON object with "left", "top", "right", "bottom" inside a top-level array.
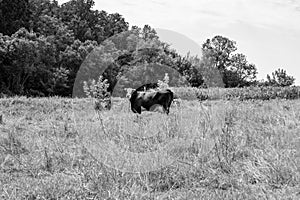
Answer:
[{"left": 0, "top": 96, "right": 299, "bottom": 199}]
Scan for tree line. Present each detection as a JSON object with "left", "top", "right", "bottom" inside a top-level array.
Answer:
[{"left": 0, "top": 0, "right": 295, "bottom": 97}]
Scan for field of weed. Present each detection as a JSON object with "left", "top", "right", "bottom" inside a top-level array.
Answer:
[
  {"left": 0, "top": 97, "right": 299, "bottom": 199},
  {"left": 173, "top": 86, "right": 300, "bottom": 101}
]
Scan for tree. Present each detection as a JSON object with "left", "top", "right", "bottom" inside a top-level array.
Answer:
[
  {"left": 59, "top": 39, "right": 98, "bottom": 95},
  {"left": 0, "top": 28, "right": 60, "bottom": 96},
  {"left": 225, "top": 53, "right": 257, "bottom": 87},
  {"left": 59, "top": 0, "right": 129, "bottom": 43},
  {"left": 172, "top": 53, "right": 204, "bottom": 87},
  {"left": 0, "top": 28, "right": 39, "bottom": 95},
  {"left": 141, "top": 25, "right": 159, "bottom": 41},
  {"left": 201, "top": 35, "right": 257, "bottom": 87},
  {"left": 0, "top": 0, "right": 132, "bottom": 97},
  {"left": 28, "top": 0, "right": 60, "bottom": 31},
  {"left": 59, "top": 0, "right": 94, "bottom": 42},
  {"left": 0, "top": 0, "right": 31, "bottom": 36},
  {"left": 266, "top": 68, "right": 295, "bottom": 87},
  {"left": 202, "top": 35, "right": 237, "bottom": 72}
]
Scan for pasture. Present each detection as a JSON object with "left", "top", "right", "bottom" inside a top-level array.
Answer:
[{"left": 0, "top": 97, "right": 299, "bottom": 199}]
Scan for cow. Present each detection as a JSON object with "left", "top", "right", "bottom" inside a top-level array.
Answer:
[{"left": 129, "top": 89, "right": 174, "bottom": 114}]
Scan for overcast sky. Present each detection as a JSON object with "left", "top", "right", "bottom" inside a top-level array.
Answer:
[{"left": 58, "top": 0, "right": 300, "bottom": 84}]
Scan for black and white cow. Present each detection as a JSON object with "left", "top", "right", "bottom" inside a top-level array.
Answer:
[{"left": 129, "top": 88, "right": 174, "bottom": 114}]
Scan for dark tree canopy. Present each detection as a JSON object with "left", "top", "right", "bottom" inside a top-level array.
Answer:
[{"left": 0, "top": 0, "right": 31, "bottom": 36}]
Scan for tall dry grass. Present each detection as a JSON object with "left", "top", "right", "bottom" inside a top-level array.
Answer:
[{"left": 0, "top": 97, "right": 299, "bottom": 199}]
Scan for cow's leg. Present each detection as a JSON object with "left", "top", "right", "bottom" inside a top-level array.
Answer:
[
  {"left": 131, "top": 107, "right": 137, "bottom": 113},
  {"left": 166, "top": 99, "right": 173, "bottom": 115},
  {"left": 131, "top": 103, "right": 142, "bottom": 114},
  {"left": 163, "top": 104, "right": 169, "bottom": 114},
  {"left": 135, "top": 106, "right": 142, "bottom": 114}
]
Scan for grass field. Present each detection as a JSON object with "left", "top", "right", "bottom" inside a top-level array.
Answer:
[{"left": 0, "top": 97, "right": 299, "bottom": 199}]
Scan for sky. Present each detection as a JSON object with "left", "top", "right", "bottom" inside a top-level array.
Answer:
[{"left": 58, "top": 0, "right": 300, "bottom": 85}]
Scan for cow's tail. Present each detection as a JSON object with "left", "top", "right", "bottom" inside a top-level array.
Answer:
[{"left": 170, "top": 90, "right": 174, "bottom": 102}]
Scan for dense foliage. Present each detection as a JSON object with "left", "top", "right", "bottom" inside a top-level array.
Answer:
[
  {"left": 0, "top": 0, "right": 296, "bottom": 97},
  {"left": 173, "top": 86, "right": 300, "bottom": 101},
  {"left": 265, "top": 68, "right": 295, "bottom": 87},
  {"left": 201, "top": 36, "right": 258, "bottom": 87},
  {"left": 0, "top": 0, "right": 128, "bottom": 96}
]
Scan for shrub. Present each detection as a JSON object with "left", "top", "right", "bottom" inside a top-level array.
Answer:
[
  {"left": 157, "top": 73, "right": 170, "bottom": 90},
  {"left": 172, "top": 86, "right": 300, "bottom": 101},
  {"left": 83, "top": 76, "right": 111, "bottom": 110}
]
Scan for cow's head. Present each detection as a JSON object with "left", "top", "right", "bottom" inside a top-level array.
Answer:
[{"left": 125, "top": 88, "right": 135, "bottom": 99}]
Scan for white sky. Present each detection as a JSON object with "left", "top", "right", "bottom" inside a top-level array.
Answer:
[{"left": 58, "top": 0, "right": 300, "bottom": 85}]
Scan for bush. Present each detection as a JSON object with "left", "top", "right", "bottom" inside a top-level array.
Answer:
[
  {"left": 172, "top": 86, "right": 300, "bottom": 101},
  {"left": 83, "top": 76, "right": 111, "bottom": 110}
]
